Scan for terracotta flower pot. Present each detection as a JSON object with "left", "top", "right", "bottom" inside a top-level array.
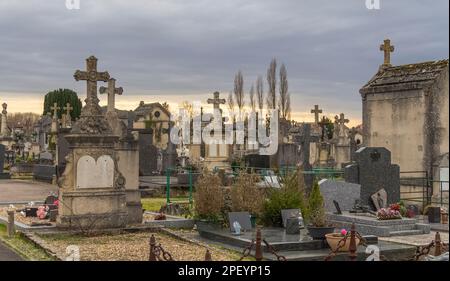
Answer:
[{"left": 325, "top": 233, "right": 360, "bottom": 252}]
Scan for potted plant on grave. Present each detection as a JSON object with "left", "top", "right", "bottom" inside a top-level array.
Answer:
[
  {"left": 325, "top": 229, "right": 361, "bottom": 252},
  {"left": 306, "top": 181, "right": 335, "bottom": 240}
]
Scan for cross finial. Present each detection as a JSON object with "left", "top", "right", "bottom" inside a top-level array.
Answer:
[
  {"left": 335, "top": 113, "right": 349, "bottom": 125},
  {"left": 310, "top": 105, "right": 323, "bottom": 124},
  {"left": 63, "top": 103, "right": 74, "bottom": 128},
  {"left": 73, "top": 55, "right": 110, "bottom": 110},
  {"left": 207, "top": 91, "right": 226, "bottom": 111},
  {"left": 50, "top": 102, "right": 61, "bottom": 119},
  {"left": 99, "top": 78, "right": 123, "bottom": 113},
  {"left": 380, "top": 39, "right": 395, "bottom": 66}
]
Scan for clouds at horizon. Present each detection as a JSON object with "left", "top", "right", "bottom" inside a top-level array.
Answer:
[{"left": 0, "top": 0, "right": 448, "bottom": 124}]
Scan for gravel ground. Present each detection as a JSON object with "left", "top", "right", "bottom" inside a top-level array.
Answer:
[
  {"left": 0, "top": 205, "right": 54, "bottom": 227},
  {"left": 37, "top": 231, "right": 242, "bottom": 261}
]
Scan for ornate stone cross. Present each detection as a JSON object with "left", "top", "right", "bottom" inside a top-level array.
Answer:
[
  {"left": 310, "top": 105, "right": 322, "bottom": 124},
  {"left": 380, "top": 39, "right": 395, "bottom": 66},
  {"left": 74, "top": 56, "right": 110, "bottom": 108},
  {"left": 50, "top": 103, "right": 61, "bottom": 119},
  {"left": 207, "top": 91, "right": 226, "bottom": 111},
  {"left": 99, "top": 78, "right": 123, "bottom": 113},
  {"left": 64, "top": 103, "right": 73, "bottom": 117},
  {"left": 335, "top": 113, "right": 349, "bottom": 126}
]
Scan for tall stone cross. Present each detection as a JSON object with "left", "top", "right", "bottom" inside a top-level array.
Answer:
[
  {"left": 99, "top": 78, "right": 123, "bottom": 113},
  {"left": 64, "top": 103, "right": 73, "bottom": 127},
  {"left": 380, "top": 39, "right": 395, "bottom": 66},
  {"left": 336, "top": 113, "right": 349, "bottom": 127},
  {"left": 50, "top": 103, "right": 60, "bottom": 119},
  {"left": 207, "top": 91, "right": 226, "bottom": 111},
  {"left": 310, "top": 105, "right": 322, "bottom": 124},
  {"left": 74, "top": 56, "right": 110, "bottom": 108}
]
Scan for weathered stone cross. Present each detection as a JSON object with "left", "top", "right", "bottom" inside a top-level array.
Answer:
[
  {"left": 207, "top": 91, "right": 226, "bottom": 111},
  {"left": 310, "top": 105, "right": 322, "bottom": 124},
  {"left": 335, "top": 113, "right": 349, "bottom": 126},
  {"left": 74, "top": 56, "right": 110, "bottom": 107},
  {"left": 380, "top": 39, "right": 395, "bottom": 66},
  {"left": 64, "top": 103, "right": 73, "bottom": 117},
  {"left": 99, "top": 78, "right": 123, "bottom": 113},
  {"left": 50, "top": 102, "right": 60, "bottom": 118}
]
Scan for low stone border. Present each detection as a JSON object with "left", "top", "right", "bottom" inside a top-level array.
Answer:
[
  {"left": 0, "top": 216, "right": 56, "bottom": 232},
  {"left": 19, "top": 232, "right": 64, "bottom": 261}
]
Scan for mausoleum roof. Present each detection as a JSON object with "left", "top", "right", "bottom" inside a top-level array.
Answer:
[{"left": 360, "top": 59, "right": 448, "bottom": 95}]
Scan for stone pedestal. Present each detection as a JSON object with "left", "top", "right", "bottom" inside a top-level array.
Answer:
[
  {"left": 116, "top": 141, "right": 142, "bottom": 224},
  {"left": 57, "top": 134, "right": 128, "bottom": 229}
]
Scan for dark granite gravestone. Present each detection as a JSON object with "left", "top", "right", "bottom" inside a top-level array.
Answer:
[
  {"left": 163, "top": 140, "right": 177, "bottom": 171},
  {"left": 138, "top": 129, "right": 156, "bottom": 176},
  {"left": 244, "top": 154, "right": 270, "bottom": 169},
  {"left": 291, "top": 124, "right": 319, "bottom": 191},
  {"left": 228, "top": 212, "right": 252, "bottom": 232},
  {"left": 319, "top": 179, "right": 361, "bottom": 213},
  {"left": 0, "top": 144, "right": 10, "bottom": 179},
  {"left": 344, "top": 147, "right": 400, "bottom": 210}
]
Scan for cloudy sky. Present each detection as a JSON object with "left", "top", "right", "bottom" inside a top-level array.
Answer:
[{"left": 0, "top": 0, "right": 448, "bottom": 125}]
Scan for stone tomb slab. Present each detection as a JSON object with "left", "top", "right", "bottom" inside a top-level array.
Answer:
[
  {"left": 76, "top": 155, "right": 114, "bottom": 189},
  {"left": 228, "top": 212, "right": 252, "bottom": 232},
  {"left": 198, "top": 226, "right": 378, "bottom": 253},
  {"left": 319, "top": 179, "right": 361, "bottom": 212}
]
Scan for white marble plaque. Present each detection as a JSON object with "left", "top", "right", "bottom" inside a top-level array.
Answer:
[{"left": 76, "top": 155, "right": 115, "bottom": 189}]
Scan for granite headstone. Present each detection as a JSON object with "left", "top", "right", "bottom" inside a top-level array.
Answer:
[
  {"left": 228, "top": 212, "right": 252, "bottom": 232},
  {"left": 319, "top": 179, "right": 361, "bottom": 213},
  {"left": 344, "top": 147, "right": 400, "bottom": 209}
]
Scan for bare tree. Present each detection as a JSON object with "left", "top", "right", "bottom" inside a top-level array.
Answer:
[
  {"left": 266, "top": 58, "right": 277, "bottom": 110},
  {"left": 278, "top": 63, "right": 291, "bottom": 119},
  {"left": 249, "top": 84, "right": 256, "bottom": 112},
  {"left": 256, "top": 75, "right": 264, "bottom": 115},
  {"left": 233, "top": 70, "right": 245, "bottom": 113},
  {"left": 227, "top": 91, "right": 235, "bottom": 114}
]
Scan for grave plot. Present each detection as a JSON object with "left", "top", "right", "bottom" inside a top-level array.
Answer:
[{"left": 34, "top": 231, "right": 242, "bottom": 261}]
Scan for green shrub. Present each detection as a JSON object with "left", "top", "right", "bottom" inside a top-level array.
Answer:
[
  {"left": 261, "top": 170, "right": 307, "bottom": 226},
  {"left": 306, "top": 181, "right": 327, "bottom": 227}
]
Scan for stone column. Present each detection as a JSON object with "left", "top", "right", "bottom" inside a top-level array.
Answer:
[{"left": 1, "top": 103, "right": 8, "bottom": 137}]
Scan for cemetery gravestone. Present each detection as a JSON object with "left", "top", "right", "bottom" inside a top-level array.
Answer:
[
  {"left": 281, "top": 209, "right": 302, "bottom": 228},
  {"left": 0, "top": 144, "right": 10, "bottom": 179},
  {"left": 228, "top": 212, "right": 252, "bottom": 232},
  {"left": 344, "top": 147, "right": 400, "bottom": 209},
  {"left": 319, "top": 179, "right": 361, "bottom": 213}
]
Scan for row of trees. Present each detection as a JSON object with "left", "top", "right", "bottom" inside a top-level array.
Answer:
[{"left": 228, "top": 58, "right": 291, "bottom": 120}]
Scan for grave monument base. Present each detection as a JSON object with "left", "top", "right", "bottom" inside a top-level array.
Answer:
[{"left": 327, "top": 212, "right": 430, "bottom": 237}]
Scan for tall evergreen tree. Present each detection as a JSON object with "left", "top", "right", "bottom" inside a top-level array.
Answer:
[{"left": 43, "top": 89, "right": 82, "bottom": 120}]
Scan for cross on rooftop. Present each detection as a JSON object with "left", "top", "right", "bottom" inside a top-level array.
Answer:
[{"left": 380, "top": 39, "right": 395, "bottom": 66}]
